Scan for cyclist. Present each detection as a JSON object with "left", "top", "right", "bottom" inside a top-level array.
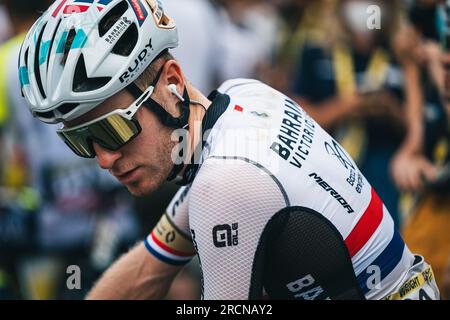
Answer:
[{"left": 18, "top": 0, "right": 440, "bottom": 300}]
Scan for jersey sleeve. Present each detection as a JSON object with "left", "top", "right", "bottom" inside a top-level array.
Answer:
[
  {"left": 188, "top": 157, "right": 289, "bottom": 299},
  {"left": 144, "top": 186, "right": 197, "bottom": 266},
  {"left": 217, "top": 78, "right": 262, "bottom": 95}
]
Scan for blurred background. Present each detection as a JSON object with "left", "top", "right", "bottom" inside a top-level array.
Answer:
[{"left": 0, "top": 0, "right": 449, "bottom": 300}]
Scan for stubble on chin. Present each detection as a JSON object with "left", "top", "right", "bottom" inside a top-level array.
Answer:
[
  {"left": 125, "top": 169, "right": 166, "bottom": 197},
  {"left": 126, "top": 138, "right": 178, "bottom": 197}
]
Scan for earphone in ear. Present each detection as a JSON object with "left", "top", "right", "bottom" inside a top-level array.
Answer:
[
  {"left": 167, "top": 83, "right": 207, "bottom": 111},
  {"left": 167, "top": 84, "right": 185, "bottom": 102}
]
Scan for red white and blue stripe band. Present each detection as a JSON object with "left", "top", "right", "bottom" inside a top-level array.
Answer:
[{"left": 145, "top": 231, "right": 195, "bottom": 266}]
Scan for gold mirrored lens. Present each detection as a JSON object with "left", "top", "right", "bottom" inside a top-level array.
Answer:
[
  {"left": 57, "top": 115, "right": 140, "bottom": 158},
  {"left": 58, "top": 131, "right": 94, "bottom": 158},
  {"left": 89, "top": 114, "right": 138, "bottom": 146}
]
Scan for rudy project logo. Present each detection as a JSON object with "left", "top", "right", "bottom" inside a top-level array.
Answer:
[
  {"left": 127, "top": 0, "right": 149, "bottom": 26},
  {"left": 119, "top": 37, "right": 154, "bottom": 83}
]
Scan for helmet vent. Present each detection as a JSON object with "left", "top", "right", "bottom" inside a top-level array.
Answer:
[
  {"left": 61, "top": 28, "right": 76, "bottom": 66},
  {"left": 112, "top": 23, "right": 138, "bottom": 57},
  {"left": 47, "top": 18, "right": 62, "bottom": 72},
  {"left": 34, "top": 22, "right": 48, "bottom": 100},
  {"left": 58, "top": 103, "right": 80, "bottom": 115},
  {"left": 99, "top": 0, "right": 129, "bottom": 37},
  {"left": 24, "top": 48, "right": 29, "bottom": 68},
  {"left": 73, "top": 54, "right": 111, "bottom": 92},
  {"left": 35, "top": 110, "right": 54, "bottom": 120}
]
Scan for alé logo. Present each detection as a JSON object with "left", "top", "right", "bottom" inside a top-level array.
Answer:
[{"left": 213, "top": 223, "right": 239, "bottom": 248}]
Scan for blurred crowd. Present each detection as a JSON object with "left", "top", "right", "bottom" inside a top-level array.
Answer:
[{"left": 0, "top": 0, "right": 449, "bottom": 299}]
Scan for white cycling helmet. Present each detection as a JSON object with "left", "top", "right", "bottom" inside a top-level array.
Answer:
[{"left": 18, "top": 0, "right": 178, "bottom": 124}]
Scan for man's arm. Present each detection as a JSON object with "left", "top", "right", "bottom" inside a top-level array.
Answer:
[
  {"left": 188, "top": 158, "right": 288, "bottom": 299},
  {"left": 86, "top": 241, "right": 184, "bottom": 300},
  {"left": 88, "top": 185, "right": 195, "bottom": 300}
]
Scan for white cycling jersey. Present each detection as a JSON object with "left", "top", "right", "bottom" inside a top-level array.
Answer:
[{"left": 145, "top": 79, "right": 439, "bottom": 300}]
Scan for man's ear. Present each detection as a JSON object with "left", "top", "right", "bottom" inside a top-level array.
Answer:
[
  {"left": 161, "top": 60, "right": 184, "bottom": 95},
  {"left": 157, "top": 60, "right": 185, "bottom": 117}
]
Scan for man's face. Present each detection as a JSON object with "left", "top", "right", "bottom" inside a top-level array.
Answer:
[{"left": 64, "top": 89, "right": 177, "bottom": 197}]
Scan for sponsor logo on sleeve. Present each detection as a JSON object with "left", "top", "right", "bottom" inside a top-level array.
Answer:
[
  {"left": 287, "top": 274, "right": 330, "bottom": 300},
  {"left": 309, "top": 173, "right": 354, "bottom": 214},
  {"left": 152, "top": 214, "right": 196, "bottom": 256},
  {"left": 270, "top": 99, "right": 316, "bottom": 169},
  {"left": 324, "top": 140, "right": 364, "bottom": 194},
  {"left": 212, "top": 223, "right": 239, "bottom": 248}
]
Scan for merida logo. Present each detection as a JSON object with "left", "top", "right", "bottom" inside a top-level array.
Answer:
[
  {"left": 119, "top": 38, "right": 153, "bottom": 83},
  {"left": 309, "top": 173, "right": 354, "bottom": 214}
]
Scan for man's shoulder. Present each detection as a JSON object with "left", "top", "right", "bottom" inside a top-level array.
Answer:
[
  {"left": 217, "top": 78, "right": 265, "bottom": 95},
  {"left": 189, "top": 156, "right": 288, "bottom": 208}
]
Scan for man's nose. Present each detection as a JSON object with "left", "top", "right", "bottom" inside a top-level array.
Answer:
[{"left": 93, "top": 142, "right": 122, "bottom": 170}]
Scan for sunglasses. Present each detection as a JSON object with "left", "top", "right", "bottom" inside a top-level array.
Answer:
[{"left": 57, "top": 85, "right": 155, "bottom": 158}]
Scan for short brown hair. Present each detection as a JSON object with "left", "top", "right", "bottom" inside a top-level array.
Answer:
[{"left": 134, "top": 50, "right": 175, "bottom": 91}]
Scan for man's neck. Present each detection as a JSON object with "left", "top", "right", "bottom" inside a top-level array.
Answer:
[
  {"left": 179, "top": 83, "right": 212, "bottom": 177},
  {"left": 187, "top": 82, "right": 212, "bottom": 114}
]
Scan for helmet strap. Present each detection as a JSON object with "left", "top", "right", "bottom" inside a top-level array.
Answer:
[
  {"left": 125, "top": 65, "right": 191, "bottom": 129},
  {"left": 125, "top": 65, "right": 192, "bottom": 182}
]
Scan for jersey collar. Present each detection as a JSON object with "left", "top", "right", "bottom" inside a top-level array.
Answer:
[{"left": 170, "top": 90, "right": 230, "bottom": 186}]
